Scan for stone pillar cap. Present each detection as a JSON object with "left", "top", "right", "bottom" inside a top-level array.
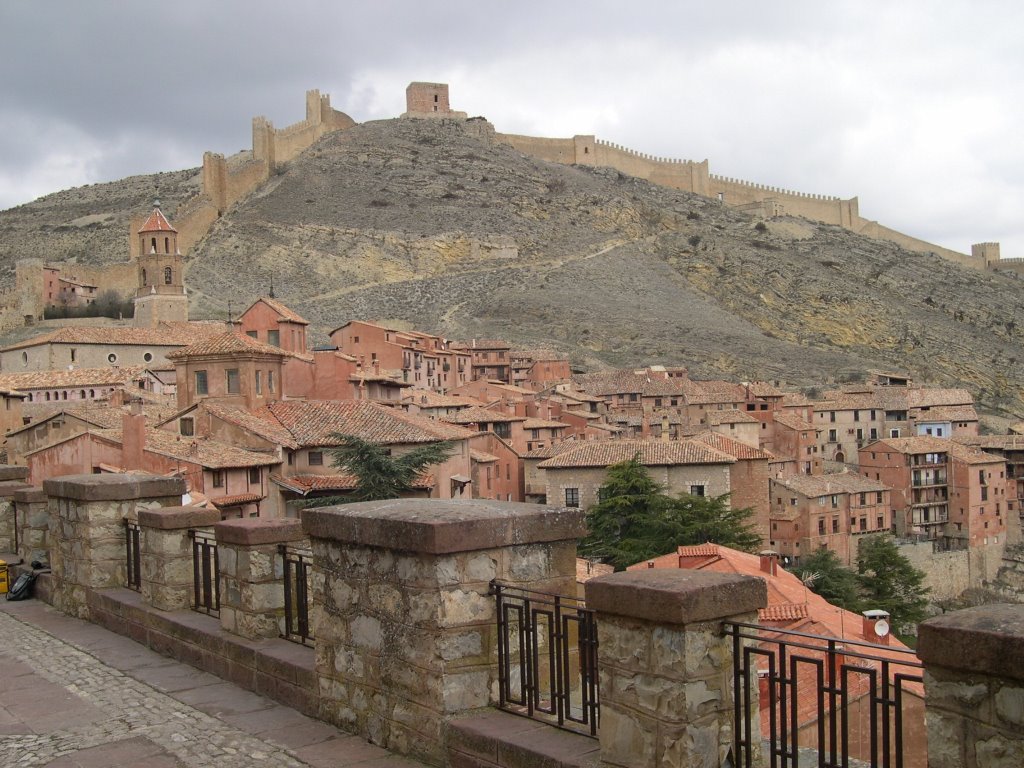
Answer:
[
  {"left": 12, "top": 486, "right": 47, "bottom": 504},
  {"left": 138, "top": 506, "right": 221, "bottom": 530},
  {"left": 585, "top": 569, "right": 767, "bottom": 624},
  {"left": 0, "top": 480, "right": 33, "bottom": 498},
  {"left": 302, "top": 499, "right": 586, "bottom": 554},
  {"left": 918, "top": 604, "right": 1024, "bottom": 681},
  {"left": 0, "top": 466, "right": 29, "bottom": 481},
  {"left": 215, "top": 518, "right": 305, "bottom": 546},
  {"left": 43, "top": 474, "right": 185, "bottom": 501}
]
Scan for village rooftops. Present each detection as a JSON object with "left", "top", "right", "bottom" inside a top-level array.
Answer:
[
  {"left": 271, "top": 472, "right": 433, "bottom": 495},
  {"left": 866, "top": 436, "right": 1003, "bottom": 465},
  {"left": 245, "top": 296, "right": 310, "bottom": 325},
  {"left": 955, "top": 434, "right": 1024, "bottom": 451},
  {"left": 537, "top": 439, "right": 736, "bottom": 469},
  {"left": 258, "top": 399, "right": 474, "bottom": 447},
  {"left": 521, "top": 417, "right": 569, "bottom": 430},
  {"left": 706, "top": 409, "right": 759, "bottom": 426},
  {"left": 773, "top": 412, "right": 818, "bottom": 432},
  {"left": 400, "top": 391, "right": 482, "bottom": 409},
  {"left": 441, "top": 406, "right": 527, "bottom": 424},
  {"left": 773, "top": 472, "right": 889, "bottom": 498},
  {"left": 0, "top": 366, "right": 148, "bottom": 391},
  {"left": 523, "top": 441, "right": 578, "bottom": 460},
  {"left": 162, "top": 401, "right": 302, "bottom": 450},
  {"left": 692, "top": 431, "right": 775, "bottom": 461},
  {"left": 0, "top": 323, "right": 224, "bottom": 352},
  {"left": 165, "top": 331, "right": 302, "bottom": 360}
]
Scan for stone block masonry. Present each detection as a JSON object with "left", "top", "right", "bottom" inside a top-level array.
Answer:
[
  {"left": 919, "top": 604, "right": 1024, "bottom": 768},
  {"left": 215, "top": 518, "right": 306, "bottom": 640},
  {"left": 585, "top": 569, "right": 767, "bottom": 768},
  {"left": 43, "top": 474, "right": 185, "bottom": 618},
  {"left": 138, "top": 506, "right": 219, "bottom": 611},
  {"left": 302, "top": 498, "right": 585, "bottom": 766},
  {"left": 13, "top": 485, "right": 48, "bottom": 565}
]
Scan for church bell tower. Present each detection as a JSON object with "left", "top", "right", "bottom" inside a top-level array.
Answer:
[{"left": 133, "top": 201, "right": 189, "bottom": 327}]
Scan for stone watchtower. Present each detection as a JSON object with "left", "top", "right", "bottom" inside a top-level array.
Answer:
[
  {"left": 402, "top": 82, "right": 468, "bottom": 119},
  {"left": 133, "top": 202, "right": 189, "bottom": 328}
]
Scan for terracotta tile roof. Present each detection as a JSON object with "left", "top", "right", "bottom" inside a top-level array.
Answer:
[
  {"left": 0, "top": 366, "right": 147, "bottom": 391},
  {"left": 470, "top": 450, "right": 499, "bottom": 463},
  {"left": 945, "top": 441, "right": 1004, "bottom": 465},
  {"left": 524, "top": 441, "right": 578, "bottom": 459},
  {"left": 687, "top": 380, "right": 747, "bottom": 405},
  {"left": 759, "top": 603, "right": 809, "bottom": 622},
  {"left": 259, "top": 400, "right": 474, "bottom": 447},
  {"left": 538, "top": 439, "right": 735, "bottom": 469},
  {"left": 210, "top": 493, "right": 264, "bottom": 508},
  {"left": 773, "top": 472, "right": 889, "bottom": 497},
  {"left": 913, "top": 405, "right": 978, "bottom": 422},
  {"left": 511, "top": 348, "right": 564, "bottom": 361},
  {"left": 676, "top": 543, "right": 721, "bottom": 557},
  {"left": 138, "top": 206, "right": 176, "bottom": 233},
  {"left": 452, "top": 339, "right": 511, "bottom": 350},
  {"left": 955, "top": 434, "right": 1024, "bottom": 452},
  {"left": 199, "top": 402, "right": 301, "bottom": 449},
  {"left": 166, "top": 332, "right": 291, "bottom": 360},
  {"left": 442, "top": 406, "right": 526, "bottom": 424},
  {"left": 82, "top": 427, "right": 278, "bottom": 469},
  {"left": 1, "top": 323, "right": 222, "bottom": 352},
  {"left": 401, "top": 391, "right": 481, "bottom": 408},
  {"left": 249, "top": 296, "right": 309, "bottom": 325},
  {"left": 907, "top": 388, "right": 974, "bottom": 408},
  {"left": 522, "top": 418, "right": 569, "bottom": 430},
  {"left": 706, "top": 409, "right": 758, "bottom": 426},
  {"left": 781, "top": 393, "right": 812, "bottom": 407},
  {"left": 271, "top": 472, "right": 433, "bottom": 494},
  {"left": 870, "top": 436, "right": 952, "bottom": 455},
  {"left": 747, "top": 381, "right": 785, "bottom": 398},
  {"left": 693, "top": 431, "right": 775, "bottom": 461},
  {"left": 773, "top": 412, "right": 817, "bottom": 432}
]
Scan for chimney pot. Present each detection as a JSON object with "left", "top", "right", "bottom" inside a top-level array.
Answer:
[{"left": 759, "top": 550, "right": 779, "bottom": 576}]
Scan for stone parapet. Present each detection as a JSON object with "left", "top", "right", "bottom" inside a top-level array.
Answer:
[
  {"left": 585, "top": 570, "right": 767, "bottom": 768},
  {"left": 215, "top": 518, "right": 305, "bottom": 640},
  {"left": 43, "top": 474, "right": 184, "bottom": 502},
  {"left": 0, "top": 466, "right": 29, "bottom": 482},
  {"left": 302, "top": 498, "right": 585, "bottom": 554},
  {"left": 919, "top": 605, "right": 1024, "bottom": 767},
  {"left": 304, "top": 499, "right": 584, "bottom": 766},
  {"left": 46, "top": 474, "right": 185, "bottom": 618},
  {"left": 138, "top": 506, "right": 219, "bottom": 612},
  {"left": 13, "top": 486, "right": 49, "bottom": 565}
]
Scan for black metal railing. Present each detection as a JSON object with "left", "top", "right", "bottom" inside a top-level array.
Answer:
[
  {"left": 124, "top": 520, "right": 141, "bottom": 591},
  {"left": 725, "top": 621, "right": 924, "bottom": 768},
  {"left": 189, "top": 529, "right": 219, "bottom": 616},
  {"left": 490, "top": 581, "right": 599, "bottom": 736},
  {"left": 280, "top": 544, "right": 314, "bottom": 646}
]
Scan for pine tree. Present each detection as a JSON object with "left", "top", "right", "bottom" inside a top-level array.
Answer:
[
  {"left": 792, "top": 548, "right": 863, "bottom": 613},
  {"left": 579, "top": 457, "right": 761, "bottom": 569},
  {"left": 856, "top": 535, "right": 930, "bottom": 630},
  {"left": 302, "top": 433, "right": 453, "bottom": 505}
]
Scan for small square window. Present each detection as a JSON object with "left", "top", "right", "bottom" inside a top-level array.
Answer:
[
  {"left": 565, "top": 488, "right": 580, "bottom": 508},
  {"left": 180, "top": 417, "right": 194, "bottom": 437},
  {"left": 308, "top": 451, "right": 324, "bottom": 466},
  {"left": 248, "top": 467, "right": 260, "bottom": 484}
]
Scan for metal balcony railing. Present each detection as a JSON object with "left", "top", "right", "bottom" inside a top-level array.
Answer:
[
  {"left": 124, "top": 520, "right": 141, "bottom": 591},
  {"left": 490, "top": 581, "right": 599, "bottom": 736},
  {"left": 725, "top": 621, "right": 923, "bottom": 768},
  {"left": 189, "top": 529, "right": 219, "bottom": 616},
  {"left": 280, "top": 544, "right": 314, "bottom": 646}
]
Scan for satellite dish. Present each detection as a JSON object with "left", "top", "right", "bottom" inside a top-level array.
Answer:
[{"left": 874, "top": 619, "right": 890, "bottom": 637}]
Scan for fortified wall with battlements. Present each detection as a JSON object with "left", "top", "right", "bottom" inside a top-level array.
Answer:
[{"left": 12, "top": 82, "right": 1017, "bottom": 330}]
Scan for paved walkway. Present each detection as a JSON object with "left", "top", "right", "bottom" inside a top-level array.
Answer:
[{"left": 0, "top": 599, "right": 423, "bottom": 767}]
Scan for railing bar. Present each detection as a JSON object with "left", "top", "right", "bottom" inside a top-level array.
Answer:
[
  {"left": 724, "top": 621, "right": 922, "bottom": 661},
  {"left": 881, "top": 660, "right": 891, "bottom": 768},
  {"left": 732, "top": 629, "right": 744, "bottom": 768},
  {"left": 827, "top": 639, "right": 838, "bottom": 768},
  {"left": 779, "top": 642, "right": 789, "bottom": 766}
]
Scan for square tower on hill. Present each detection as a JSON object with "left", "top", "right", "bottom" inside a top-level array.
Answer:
[{"left": 403, "top": 82, "right": 467, "bottom": 118}]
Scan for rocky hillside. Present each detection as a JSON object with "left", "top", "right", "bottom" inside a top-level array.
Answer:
[{"left": 2, "top": 117, "right": 1023, "bottom": 415}]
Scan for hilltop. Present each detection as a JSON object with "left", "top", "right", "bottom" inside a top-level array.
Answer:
[{"left": 2, "top": 116, "right": 1023, "bottom": 414}]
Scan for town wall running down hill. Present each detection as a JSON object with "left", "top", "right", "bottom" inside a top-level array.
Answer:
[{"left": 10, "top": 81, "right": 1020, "bottom": 331}]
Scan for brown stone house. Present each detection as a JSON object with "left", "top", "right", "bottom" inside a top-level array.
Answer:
[
  {"left": 441, "top": 406, "right": 528, "bottom": 453},
  {"left": 248, "top": 399, "right": 477, "bottom": 516},
  {"left": 467, "top": 431, "right": 522, "bottom": 502},
  {"left": 858, "top": 436, "right": 1007, "bottom": 548},
  {"left": 766, "top": 411, "right": 821, "bottom": 477},
  {"left": 692, "top": 431, "right": 773, "bottom": 540},
  {"left": 705, "top": 409, "right": 760, "bottom": 447},
  {"left": 238, "top": 296, "right": 310, "bottom": 355},
  {"left": 536, "top": 438, "right": 735, "bottom": 510},
  {"left": 24, "top": 408, "right": 279, "bottom": 518},
  {"left": 450, "top": 339, "right": 512, "bottom": 383},
  {"left": 399, "top": 390, "right": 482, "bottom": 418},
  {"left": 769, "top": 472, "right": 892, "bottom": 567}
]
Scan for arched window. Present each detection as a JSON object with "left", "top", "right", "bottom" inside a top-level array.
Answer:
[
  {"left": 164, "top": 267, "right": 172, "bottom": 285},
  {"left": 62, "top": 391, "right": 68, "bottom": 400},
  {"left": 45, "top": 392, "right": 51, "bottom": 401},
  {"left": 164, "top": 237, "right": 169, "bottom": 253},
  {"left": 89, "top": 389, "right": 94, "bottom": 398},
  {"left": 142, "top": 269, "right": 147, "bottom": 284},
  {"left": 79, "top": 390, "right": 85, "bottom": 399},
  {"left": 151, "top": 237, "right": 157, "bottom": 253}
]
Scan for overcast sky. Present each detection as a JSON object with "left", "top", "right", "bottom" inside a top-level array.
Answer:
[{"left": 3, "top": 1, "right": 1023, "bottom": 258}]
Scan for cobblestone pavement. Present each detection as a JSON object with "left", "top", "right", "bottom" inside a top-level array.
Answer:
[{"left": 0, "top": 600, "right": 422, "bottom": 767}]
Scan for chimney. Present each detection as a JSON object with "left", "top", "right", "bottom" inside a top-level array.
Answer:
[
  {"left": 862, "top": 610, "right": 892, "bottom": 645},
  {"left": 372, "top": 359, "right": 380, "bottom": 375},
  {"left": 647, "top": 561, "right": 655, "bottom": 569},
  {"left": 122, "top": 400, "right": 146, "bottom": 469},
  {"left": 661, "top": 414, "right": 670, "bottom": 442},
  {"left": 759, "top": 550, "right": 779, "bottom": 576}
]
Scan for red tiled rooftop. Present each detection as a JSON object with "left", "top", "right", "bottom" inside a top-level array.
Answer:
[
  {"left": 537, "top": 439, "right": 735, "bottom": 469},
  {"left": 138, "top": 206, "right": 177, "bottom": 233}
]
